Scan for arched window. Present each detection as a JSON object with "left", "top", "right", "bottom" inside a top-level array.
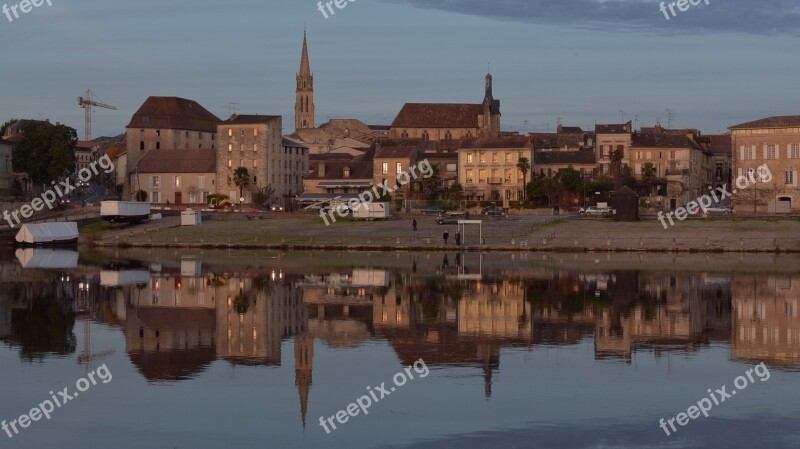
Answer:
[
  {"left": 422, "top": 130, "right": 430, "bottom": 141},
  {"left": 445, "top": 131, "right": 452, "bottom": 140},
  {"left": 401, "top": 130, "right": 409, "bottom": 139}
]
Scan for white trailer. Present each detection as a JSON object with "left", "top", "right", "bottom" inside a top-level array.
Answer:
[
  {"left": 353, "top": 202, "right": 391, "bottom": 220},
  {"left": 101, "top": 201, "right": 151, "bottom": 224}
]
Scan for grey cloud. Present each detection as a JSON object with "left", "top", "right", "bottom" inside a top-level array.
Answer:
[{"left": 382, "top": 0, "right": 800, "bottom": 35}]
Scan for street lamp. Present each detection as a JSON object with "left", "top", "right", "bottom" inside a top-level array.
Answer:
[{"left": 239, "top": 196, "right": 245, "bottom": 212}]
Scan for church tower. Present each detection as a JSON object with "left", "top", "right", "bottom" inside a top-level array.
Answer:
[
  {"left": 479, "top": 72, "right": 501, "bottom": 138},
  {"left": 295, "top": 30, "right": 315, "bottom": 131}
]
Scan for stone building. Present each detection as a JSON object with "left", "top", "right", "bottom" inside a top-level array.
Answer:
[
  {"left": 135, "top": 149, "right": 216, "bottom": 205},
  {"left": 125, "top": 96, "right": 220, "bottom": 199},
  {"left": 706, "top": 134, "right": 733, "bottom": 191},
  {"left": 729, "top": 116, "right": 800, "bottom": 213},
  {"left": 373, "top": 146, "right": 420, "bottom": 198},
  {"left": 389, "top": 73, "right": 501, "bottom": 140},
  {"left": 595, "top": 122, "right": 632, "bottom": 175},
  {"left": 216, "top": 114, "right": 283, "bottom": 204},
  {"left": 458, "top": 136, "right": 531, "bottom": 203}
]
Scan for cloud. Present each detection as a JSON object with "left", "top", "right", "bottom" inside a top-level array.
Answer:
[{"left": 381, "top": 0, "right": 800, "bottom": 35}]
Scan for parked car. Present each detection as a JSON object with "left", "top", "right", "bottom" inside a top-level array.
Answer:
[
  {"left": 421, "top": 206, "right": 445, "bottom": 215},
  {"left": 705, "top": 206, "right": 733, "bottom": 214},
  {"left": 436, "top": 211, "right": 467, "bottom": 225},
  {"left": 481, "top": 206, "right": 505, "bottom": 216},
  {"left": 270, "top": 204, "right": 284, "bottom": 212},
  {"left": 579, "top": 206, "right": 613, "bottom": 217}
]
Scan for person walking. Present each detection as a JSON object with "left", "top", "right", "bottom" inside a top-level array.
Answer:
[
  {"left": 455, "top": 231, "right": 461, "bottom": 246},
  {"left": 412, "top": 219, "right": 417, "bottom": 232},
  {"left": 443, "top": 230, "right": 449, "bottom": 245}
]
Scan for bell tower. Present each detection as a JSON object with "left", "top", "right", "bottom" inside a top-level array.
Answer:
[{"left": 295, "top": 30, "right": 315, "bottom": 131}]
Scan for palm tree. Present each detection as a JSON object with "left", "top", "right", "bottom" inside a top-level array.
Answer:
[
  {"left": 641, "top": 162, "right": 657, "bottom": 195},
  {"left": 516, "top": 157, "right": 531, "bottom": 201},
  {"left": 610, "top": 149, "right": 624, "bottom": 190},
  {"left": 233, "top": 167, "right": 250, "bottom": 200}
]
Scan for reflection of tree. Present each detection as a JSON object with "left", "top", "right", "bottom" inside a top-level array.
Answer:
[
  {"left": 10, "top": 297, "right": 76, "bottom": 361},
  {"left": 233, "top": 289, "right": 251, "bottom": 315}
]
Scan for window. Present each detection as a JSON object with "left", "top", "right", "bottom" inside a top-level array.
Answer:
[
  {"left": 466, "top": 169, "right": 474, "bottom": 183},
  {"left": 253, "top": 159, "right": 258, "bottom": 168},
  {"left": 253, "top": 143, "right": 258, "bottom": 152},
  {"left": 199, "top": 176, "right": 205, "bottom": 189},
  {"left": 151, "top": 176, "right": 160, "bottom": 188},
  {"left": 156, "top": 142, "right": 160, "bottom": 150},
  {"left": 444, "top": 131, "right": 452, "bottom": 140},
  {"left": 505, "top": 169, "right": 512, "bottom": 181},
  {"left": 446, "top": 163, "right": 456, "bottom": 173},
  {"left": 151, "top": 191, "right": 159, "bottom": 203},
  {"left": 492, "top": 153, "right": 498, "bottom": 163},
  {"left": 669, "top": 151, "right": 676, "bottom": 160},
  {"left": 785, "top": 167, "right": 794, "bottom": 185},
  {"left": 766, "top": 145, "right": 777, "bottom": 159},
  {"left": 174, "top": 176, "right": 181, "bottom": 188},
  {"left": 228, "top": 144, "right": 232, "bottom": 151},
  {"left": 156, "top": 130, "right": 161, "bottom": 137},
  {"left": 466, "top": 154, "right": 473, "bottom": 164},
  {"left": 422, "top": 131, "right": 430, "bottom": 141},
  {"left": 396, "top": 162, "right": 402, "bottom": 174},
  {"left": 241, "top": 129, "right": 245, "bottom": 136},
  {"left": 479, "top": 153, "right": 485, "bottom": 163},
  {"left": 141, "top": 116, "right": 149, "bottom": 124},
  {"left": 505, "top": 153, "right": 511, "bottom": 163},
  {"left": 227, "top": 159, "right": 232, "bottom": 168},
  {"left": 343, "top": 167, "right": 350, "bottom": 178},
  {"left": 401, "top": 130, "right": 409, "bottom": 139},
  {"left": 140, "top": 141, "right": 144, "bottom": 150},
  {"left": 478, "top": 169, "right": 486, "bottom": 182},
  {"left": 228, "top": 129, "right": 232, "bottom": 137},
  {"left": 382, "top": 162, "right": 389, "bottom": 175},
  {"left": 253, "top": 128, "right": 258, "bottom": 136}
]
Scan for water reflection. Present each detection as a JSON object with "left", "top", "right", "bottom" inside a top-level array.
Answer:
[{"left": 2, "top": 250, "right": 800, "bottom": 409}]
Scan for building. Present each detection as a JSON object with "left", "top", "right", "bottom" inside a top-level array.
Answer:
[
  {"left": 729, "top": 116, "right": 800, "bottom": 213},
  {"left": 282, "top": 137, "right": 309, "bottom": 199},
  {"left": 458, "top": 136, "right": 531, "bottom": 203},
  {"left": 216, "top": 114, "right": 283, "bottom": 204},
  {"left": 707, "top": 134, "right": 733, "bottom": 191},
  {"left": 295, "top": 30, "right": 315, "bottom": 131},
  {"left": 595, "top": 122, "right": 632, "bottom": 175},
  {"left": 389, "top": 73, "right": 501, "bottom": 140},
  {"left": 125, "top": 96, "right": 220, "bottom": 198},
  {"left": 0, "top": 138, "right": 12, "bottom": 190},
  {"left": 533, "top": 149, "right": 596, "bottom": 177},
  {"left": 135, "top": 149, "right": 216, "bottom": 205},
  {"left": 302, "top": 156, "right": 374, "bottom": 196},
  {"left": 629, "top": 130, "right": 712, "bottom": 209},
  {"left": 373, "top": 146, "right": 420, "bottom": 198},
  {"left": 291, "top": 119, "right": 381, "bottom": 156},
  {"left": 74, "top": 141, "right": 98, "bottom": 176}
]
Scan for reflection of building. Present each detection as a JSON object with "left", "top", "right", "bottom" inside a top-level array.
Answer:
[{"left": 732, "top": 275, "right": 800, "bottom": 367}]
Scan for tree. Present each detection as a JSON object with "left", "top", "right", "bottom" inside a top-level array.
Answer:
[
  {"left": 0, "top": 118, "right": 17, "bottom": 137},
  {"left": 445, "top": 182, "right": 464, "bottom": 208},
  {"left": 233, "top": 167, "right": 250, "bottom": 200},
  {"left": 516, "top": 157, "right": 531, "bottom": 200},
  {"left": 12, "top": 122, "right": 77, "bottom": 187},
  {"left": 135, "top": 190, "right": 148, "bottom": 202},
  {"left": 420, "top": 163, "right": 442, "bottom": 199},
  {"left": 252, "top": 185, "right": 276, "bottom": 208},
  {"left": 641, "top": 162, "right": 657, "bottom": 195},
  {"left": 609, "top": 149, "right": 624, "bottom": 190}
]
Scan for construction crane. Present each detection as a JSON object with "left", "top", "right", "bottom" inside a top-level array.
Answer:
[{"left": 77, "top": 90, "right": 117, "bottom": 141}]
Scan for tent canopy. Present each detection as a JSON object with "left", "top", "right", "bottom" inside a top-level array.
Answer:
[{"left": 15, "top": 222, "right": 79, "bottom": 244}]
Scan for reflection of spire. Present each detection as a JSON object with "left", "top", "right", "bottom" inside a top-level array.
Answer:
[
  {"left": 483, "top": 352, "right": 492, "bottom": 399},
  {"left": 294, "top": 333, "right": 314, "bottom": 429}
]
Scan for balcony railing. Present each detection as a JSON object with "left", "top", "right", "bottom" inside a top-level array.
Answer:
[{"left": 488, "top": 177, "right": 503, "bottom": 185}]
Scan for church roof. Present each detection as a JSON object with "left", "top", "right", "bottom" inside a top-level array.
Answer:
[
  {"left": 391, "top": 103, "right": 482, "bottom": 129},
  {"left": 126, "top": 97, "right": 220, "bottom": 132}
]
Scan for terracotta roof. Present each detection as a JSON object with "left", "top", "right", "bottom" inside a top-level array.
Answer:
[
  {"left": 307, "top": 160, "right": 373, "bottom": 180},
  {"left": 531, "top": 133, "right": 581, "bottom": 149},
  {"left": 126, "top": 97, "right": 220, "bottom": 132},
  {"left": 135, "top": 149, "right": 216, "bottom": 173},
  {"left": 224, "top": 114, "right": 281, "bottom": 125},
  {"left": 75, "top": 140, "right": 96, "bottom": 150},
  {"left": 631, "top": 133, "right": 702, "bottom": 150},
  {"left": 729, "top": 116, "right": 800, "bottom": 130},
  {"left": 706, "top": 134, "right": 732, "bottom": 156},
  {"left": 595, "top": 123, "right": 632, "bottom": 134},
  {"left": 391, "top": 103, "right": 481, "bottom": 129},
  {"left": 534, "top": 150, "right": 596, "bottom": 165},
  {"left": 558, "top": 125, "right": 583, "bottom": 134},
  {"left": 375, "top": 146, "right": 418, "bottom": 159},
  {"left": 460, "top": 136, "right": 531, "bottom": 149}
]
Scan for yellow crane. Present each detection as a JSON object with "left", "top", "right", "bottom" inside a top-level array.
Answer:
[{"left": 77, "top": 90, "right": 117, "bottom": 141}]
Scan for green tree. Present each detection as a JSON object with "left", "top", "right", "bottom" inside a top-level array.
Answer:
[
  {"left": 445, "top": 182, "right": 464, "bottom": 208},
  {"left": 12, "top": 122, "right": 77, "bottom": 187},
  {"left": 252, "top": 185, "right": 276, "bottom": 208},
  {"left": 516, "top": 157, "right": 531, "bottom": 200},
  {"left": 233, "top": 167, "right": 250, "bottom": 199},
  {"left": 0, "top": 118, "right": 17, "bottom": 137},
  {"left": 420, "top": 162, "right": 442, "bottom": 199},
  {"left": 610, "top": 149, "right": 624, "bottom": 190},
  {"left": 641, "top": 162, "right": 657, "bottom": 195}
]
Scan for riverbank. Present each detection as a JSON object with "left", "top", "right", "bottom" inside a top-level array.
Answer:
[{"left": 86, "top": 213, "right": 800, "bottom": 253}]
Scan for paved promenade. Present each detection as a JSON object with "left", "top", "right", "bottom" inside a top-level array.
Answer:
[{"left": 87, "top": 213, "right": 800, "bottom": 253}]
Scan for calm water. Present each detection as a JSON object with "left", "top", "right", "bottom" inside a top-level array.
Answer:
[{"left": 1, "top": 249, "right": 799, "bottom": 449}]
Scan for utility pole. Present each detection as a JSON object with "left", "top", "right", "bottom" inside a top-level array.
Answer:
[{"left": 666, "top": 109, "right": 675, "bottom": 129}]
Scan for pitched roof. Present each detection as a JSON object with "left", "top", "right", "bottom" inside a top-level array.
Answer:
[
  {"left": 631, "top": 133, "right": 702, "bottom": 150},
  {"left": 75, "top": 141, "right": 97, "bottom": 150},
  {"left": 224, "top": 114, "right": 281, "bottom": 125},
  {"left": 375, "top": 146, "right": 418, "bottom": 159},
  {"left": 729, "top": 116, "right": 800, "bottom": 130},
  {"left": 706, "top": 134, "right": 732, "bottom": 156},
  {"left": 558, "top": 125, "right": 583, "bottom": 134},
  {"left": 391, "top": 103, "right": 481, "bottom": 129},
  {"left": 126, "top": 97, "right": 221, "bottom": 132},
  {"left": 531, "top": 133, "right": 581, "bottom": 149},
  {"left": 534, "top": 150, "right": 596, "bottom": 165},
  {"left": 461, "top": 136, "right": 531, "bottom": 149},
  {"left": 595, "top": 123, "right": 632, "bottom": 134},
  {"left": 282, "top": 137, "right": 308, "bottom": 148},
  {"left": 307, "top": 160, "right": 373, "bottom": 180},
  {"left": 135, "top": 149, "right": 216, "bottom": 173}
]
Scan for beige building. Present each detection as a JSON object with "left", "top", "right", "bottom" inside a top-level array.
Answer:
[
  {"left": 729, "top": 116, "right": 800, "bottom": 213},
  {"left": 135, "top": 149, "right": 216, "bottom": 205},
  {"left": 216, "top": 114, "right": 284, "bottom": 204},
  {"left": 373, "top": 146, "right": 420, "bottom": 197},
  {"left": 595, "top": 122, "right": 632, "bottom": 175},
  {"left": 389, "top": 73, "right": 501, "bottom": 140},
  {"left": 459, "top": 136, "right": 531, "bottom": 203},
  {"left": 125, "top": 96, "right": 220, "bottom": 199},
  {"left": 0, "top": 139, "right": 12, "bottom": 190},
  {"left": 302, "top": 157, "right": 373, "bottom": 196}
]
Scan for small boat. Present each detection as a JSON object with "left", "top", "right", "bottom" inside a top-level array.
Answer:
[
  {"left": 15, "top": 248, "right": 79, "bottom": 269},
  {"left": 15, "top": 222, "right": 79, "bottom": 246}
]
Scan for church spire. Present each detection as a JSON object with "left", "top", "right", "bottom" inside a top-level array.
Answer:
[{"left": 295, "top": 29, "right": 315, "bottom": 131}]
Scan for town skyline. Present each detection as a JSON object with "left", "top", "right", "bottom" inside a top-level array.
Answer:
[{"left": 1, "top": 0, "right": 798, "bottom": 137}]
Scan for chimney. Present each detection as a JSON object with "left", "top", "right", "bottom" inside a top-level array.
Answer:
[{"left": 318, "top": 162, "right": 325, "bottom": 177}]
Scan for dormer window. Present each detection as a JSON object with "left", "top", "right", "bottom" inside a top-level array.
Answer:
[{"left": 343, "top": 167, "right": 351, "bottom": 178}]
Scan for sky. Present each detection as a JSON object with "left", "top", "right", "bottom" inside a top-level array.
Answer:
[{"left": 0, "top": 0, "right": 798, "bottom": 138}]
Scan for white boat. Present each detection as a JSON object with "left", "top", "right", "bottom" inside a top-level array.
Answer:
[
  {"left": 15, "top": 248, "right": 79, "bottom": 269},
  {"left": 15, "top": 222, "right": 79, "bottom": 246}
]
